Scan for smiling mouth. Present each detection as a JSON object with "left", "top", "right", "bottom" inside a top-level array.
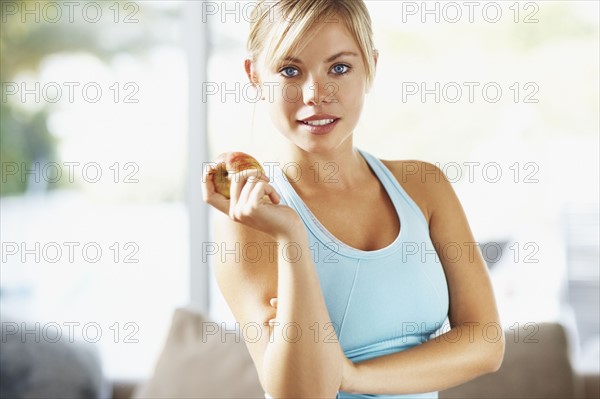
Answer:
[{"left": 300, "top": 118, "right": 338, "bottom": 126}]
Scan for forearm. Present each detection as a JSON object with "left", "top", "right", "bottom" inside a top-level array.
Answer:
[
  {"left": 343, "top": 323, "right": 505, "bottom": 395},
  {"left": 263, "top": 232, "right": 344, "bottom": 398}
]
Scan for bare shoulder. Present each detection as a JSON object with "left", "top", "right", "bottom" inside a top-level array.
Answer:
[
  {"left": 384, "top": 157, "right": 503, "bottom": 343},
  {"left": 381, "top": 159, "right": 452, "bottom": 225}
]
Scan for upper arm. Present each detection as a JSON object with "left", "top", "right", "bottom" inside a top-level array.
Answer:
[
  {"left": 387, "top": 160, "right": 501, "bottom": 327},
  {"left": 212, "top": 210, "right": 279, "bottom": 390},
  {"left": 418, "top": 161, "right": 501, "bottom": 327}
]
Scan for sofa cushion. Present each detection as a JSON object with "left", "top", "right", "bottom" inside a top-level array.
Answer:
[
  {"left": 132, "top": 307, "right": 263, "bottom": 398},
  {"left": 440, "top": 322, "right": 582, "bottom": 398},
  {"left": 0, "top": 317, "right": 108, "bottom": 399}
]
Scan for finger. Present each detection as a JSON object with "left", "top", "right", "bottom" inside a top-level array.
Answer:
[
  {"left": 270, "top": 188, "right": 281, "bottom": 204},
  {"left": 201, "top": 164, "right": 230, "bottom": 214},
  {"left": 229, "top": 168, "right": 265, "bottom": 211},
  {"left": 248, "top": 181, "right": 281, "bottom": 206},
  {"left": 240, "top": 166, "right": 270, "bottom": 184},
  {"left": 269, "top": 298, "right": 278, "bottom": 308},
  {"left": 237, "top": 175, "right": 261, "bottom": 207},
  {"left": 268, "top": 318, "right": 276, "bottom": 327},
  {"left": 238, "top": 168, "right": 270, "bottom": 186},
  {"left": 258, "top": 178, "right": 281, "bottom": 204},
  {"left": 201, "top": 163, "right": 217, "bottom": 201}
]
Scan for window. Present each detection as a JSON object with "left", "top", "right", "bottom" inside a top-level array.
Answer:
[{"left": 1, "top": 1, "right": 189, "bottom": 380}]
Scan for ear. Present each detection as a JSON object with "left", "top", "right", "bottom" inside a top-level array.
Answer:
[
  {"left": 373, "top": 49, "right": 379, "bottom": 70},
  {"left": 366, "top": 49, "right": 380, "bottom": 93},
  {"left": 244, "top": 58, "right": 260, "bottom": 86}
]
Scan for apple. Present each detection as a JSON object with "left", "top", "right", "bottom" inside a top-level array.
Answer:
[{"left": 211, "top": 151, "right": 266, "bottom": 199}]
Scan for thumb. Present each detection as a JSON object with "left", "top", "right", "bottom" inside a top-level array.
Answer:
[{"left": 262, "top": 184, "right": 281, "bottom": 205}]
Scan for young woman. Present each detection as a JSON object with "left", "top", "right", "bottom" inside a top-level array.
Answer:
[{"left": 202, "top": 1, "right": 504, "bottom": 398}]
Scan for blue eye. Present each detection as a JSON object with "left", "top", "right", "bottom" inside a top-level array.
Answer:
[
  {"left": 280, "top": 66, "right": 299, "bottom": 78},
  {"left": 331, "top": 64, "right": 350, "bottom": 75}
]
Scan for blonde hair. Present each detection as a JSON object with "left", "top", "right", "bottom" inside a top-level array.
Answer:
[{"left": 247, "top": 0, "right": 377, "bottom": 88}]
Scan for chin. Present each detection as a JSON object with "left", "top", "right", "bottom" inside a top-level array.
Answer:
[
  {"left": 298, "top": 137, "right": 349, "bottom": 155},
  {"left": 280, "top": 123, "right": 353, "bottom": 155},
  {"left": 298, "top": 143, "right": 329, "bottom": 154}
]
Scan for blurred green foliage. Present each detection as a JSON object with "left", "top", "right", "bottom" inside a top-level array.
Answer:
[
  {"left": 0, "top": 0, "right": 178, "bottom": 196},
  {"left": 1, "top": 1, "right": 58, "bottom": 195}
]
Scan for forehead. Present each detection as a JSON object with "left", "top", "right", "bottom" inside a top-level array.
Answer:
[
  {"left": 254, "top": 15, "right": 363, "bottom": 75},
  {"left": 289, "top": 19, "right": 360, "bottom": 58}
]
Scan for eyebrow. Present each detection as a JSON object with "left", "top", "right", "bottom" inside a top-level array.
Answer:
[{"left": 282, "top": 51, "right": 359, "bottom": 64}]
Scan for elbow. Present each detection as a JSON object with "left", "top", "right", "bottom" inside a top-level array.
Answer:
[
  {"left": 264, "top": 372, "right": 339, "bottom": 399},
  {"left": 261, "top": 340, "right": 343, "bottom": 398},
  {"left": 265, "top": 385, "right": 338, "bottom": 399},
  {"left": 483, "top": 333, "right": 506, "bottom": 373}
]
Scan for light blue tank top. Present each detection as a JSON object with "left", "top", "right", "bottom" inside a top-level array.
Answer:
[{"left": 265, "top": 148, "right": 450, "bottom": 399}]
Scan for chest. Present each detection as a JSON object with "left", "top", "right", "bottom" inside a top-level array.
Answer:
[{"left": 302, "top": 184, "right": 401, "bottom": 251}]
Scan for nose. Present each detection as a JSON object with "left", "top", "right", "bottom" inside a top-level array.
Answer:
[{"left": 302, "top": 78, "right": 331, "bottom": 106}]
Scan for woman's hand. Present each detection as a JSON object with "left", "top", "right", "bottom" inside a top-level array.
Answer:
[
  {"left": 202, "top": 163, "right": 303, "bottom": 240},
  {"left": 340, "top": 356, "right": 358, "bottom": 393},
  {"left": 268, "top": 297, "right": 278, "bottom": 328}
]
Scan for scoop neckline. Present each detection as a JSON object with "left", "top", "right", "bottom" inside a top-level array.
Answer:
[{"left": 274, "top": 148, "right": 406, "bottom": 260}]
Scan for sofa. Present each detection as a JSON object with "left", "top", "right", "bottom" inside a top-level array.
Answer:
[{"left": 110, "top": 307, "right": 599, "bottom": 399}]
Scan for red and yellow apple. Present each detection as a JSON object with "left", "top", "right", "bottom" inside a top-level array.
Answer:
[{"left": 211, "top": 151, "right": 266, "bottom": 199}]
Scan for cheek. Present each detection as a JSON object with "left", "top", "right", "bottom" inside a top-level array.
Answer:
[
  {"left": 338, "top": 79, "right": 366, "bottom": 113},
  {"left": 278, "top": 85, "right": 301, "bottom": 111},
  {"left": 346, "top": 75, "right": 368, "bottom": 97},
  {"left": 268, "top": 90, "right": 297, "bottom": 128},
  {"left": 280, "top": 83, "right": 306, "bottom": 109}
]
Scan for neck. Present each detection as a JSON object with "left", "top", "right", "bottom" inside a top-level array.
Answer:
[{"left": 277, "top": 140, "right": 372, "bottom": 192}]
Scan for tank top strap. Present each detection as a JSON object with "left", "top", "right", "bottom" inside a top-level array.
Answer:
[{"left": 356, "top": 147, "right": 429, "bottom": 229}]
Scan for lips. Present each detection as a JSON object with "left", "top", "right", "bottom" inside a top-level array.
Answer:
[
  {"left": 301, "top": 118, "right": 336, "bottom": 127},
  {"left": 299, "top": 114, "right": 339, "bottom": 123},
  {"left": 296, "top": 115, "right": 340, "bottom": 135}
]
